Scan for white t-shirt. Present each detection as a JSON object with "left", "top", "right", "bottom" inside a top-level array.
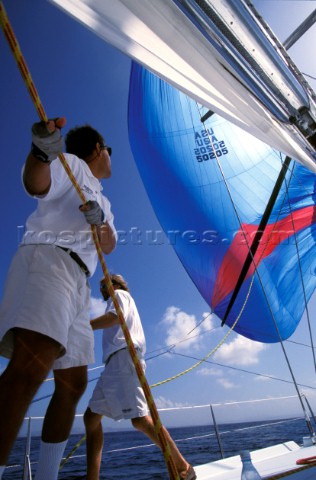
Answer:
[
  {"left": 102, "top": 290, "right": 146, "bottom": 363},
  {"left": 21, "top": 153, "right": 116, "bottom": 276}
]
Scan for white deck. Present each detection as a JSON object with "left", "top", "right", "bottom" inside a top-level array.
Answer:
[{"left": 194, "top": 441, "right": 316, "bottom": 479}]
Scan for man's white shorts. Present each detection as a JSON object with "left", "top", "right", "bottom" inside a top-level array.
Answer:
[
  {"left": 0, "top": 244, "right": 94, "bottom": 369},
  {"left": 88, "top": 349, "right": 149, "bottom": 420}
]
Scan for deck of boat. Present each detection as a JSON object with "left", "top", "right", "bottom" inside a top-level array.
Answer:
[{"left": 194, "top": 441, "right": 316, "bottom": 479}]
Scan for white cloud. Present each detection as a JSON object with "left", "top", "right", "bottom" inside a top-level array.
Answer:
[
  {"left": 196, "top": 366, "right": 236, "bottom": 388},
  {"left": 154, "top": 395, "right": 189, "bottom": 409},
  {"left": 90, "top": 296, "right": 106, "bottom": 318},
  {"left": 254, "top": 375, "right": 271, "bottom": 382},
  {"left": 214, "top": 335, "right": 267, "bottom": 366},
  {"left": 217, "top": 378, "right": 236, "bottom": 389},
  {"left": 197, "top": 367, "right": 223, "bottom": 377},
  {"left": 159, "top": 306, "right": 215, "bottom": 352}
]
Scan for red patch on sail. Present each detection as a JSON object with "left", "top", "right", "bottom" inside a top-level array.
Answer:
[{"left": 212, "top": 206, "right": 316, "bottom": 308}]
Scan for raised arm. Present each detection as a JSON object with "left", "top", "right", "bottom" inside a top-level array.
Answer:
[{"left": 23, "top": 118, "right": 66, "bottom": 196}]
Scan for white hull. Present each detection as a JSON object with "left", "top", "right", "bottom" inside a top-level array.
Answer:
[{"left": 194, "top": 441, "right": 316, "bottom": 479}]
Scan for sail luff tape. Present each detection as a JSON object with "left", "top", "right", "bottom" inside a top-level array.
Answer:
[{"left": 0, "top": 3, "right": 178, "bottom": 478}]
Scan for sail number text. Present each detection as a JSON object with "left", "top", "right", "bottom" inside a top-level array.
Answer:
[{"left": 194, "top": 129, "right": 228, "bottom": 162}]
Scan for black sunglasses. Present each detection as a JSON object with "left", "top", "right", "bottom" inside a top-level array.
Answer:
[{"left": 99, "top": 144, "right": 112, "bottom": 156}]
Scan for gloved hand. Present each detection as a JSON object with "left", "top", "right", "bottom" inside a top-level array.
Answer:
[
  {"left": 31, "top": 117, "right": 66, "bottom": 163},
  {"left": 80, "top": 200, "right": 105, "bottom": 226}
]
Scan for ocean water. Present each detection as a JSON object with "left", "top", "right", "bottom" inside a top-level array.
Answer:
[{"left": 4, "top": 417, "right": 310, "bottom": 479}]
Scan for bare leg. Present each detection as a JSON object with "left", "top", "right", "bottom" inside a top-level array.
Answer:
[
  {"left": 0, "top": 328, "right": 62, "bottom": 464},
  {"left": 41, "top": 366, "right": 88, "bottom": 442},
  {"left": 33, "top": 367, "right": 87, "bottom": 480},
  {"left": 84, "top": 407, "right": 104, "bottom": 480},
  {"left": 132, "top": 415, "right": 190, "bottom": 478}
]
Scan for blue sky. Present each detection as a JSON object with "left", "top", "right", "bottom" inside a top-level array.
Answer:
[{"left": 0, "top": 0, "right": 316, "bottom": 434}]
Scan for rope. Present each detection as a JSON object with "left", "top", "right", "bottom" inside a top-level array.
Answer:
[
  {"left": 296, "top": 456, "right": 316, "bottom": 465},
  {"left": 0, "top": 4, "right": 178, "bottom": 478}
]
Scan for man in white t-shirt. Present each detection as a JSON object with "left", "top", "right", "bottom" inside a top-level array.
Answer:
[
  {"left": 0, "top": 118, "right": 117, "bottom": 480},
  {"left": 84, "top": 274, "right": 196, "bottom": 480}
]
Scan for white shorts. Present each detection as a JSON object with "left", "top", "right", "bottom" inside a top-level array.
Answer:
[
  {"left": 88, "top": 349, "right": 149, "bottom": 420},
  {"left": 0, "top": 244, "right": 94, "bottom": 369}
]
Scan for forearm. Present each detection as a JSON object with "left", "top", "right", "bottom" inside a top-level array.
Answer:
[
  {"left": 90, "top": 312, "right": 118, "bottom": 330},
  {"left": 97, "top": 222, "right": 116, "bottom": 254},
  {"left": 23, "top": 152, "right": 52, "bottom": 196}
]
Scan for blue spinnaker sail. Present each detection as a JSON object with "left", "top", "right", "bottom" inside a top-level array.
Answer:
[{"left": 128, "top": 62, "right": 316, "bottom": 343}]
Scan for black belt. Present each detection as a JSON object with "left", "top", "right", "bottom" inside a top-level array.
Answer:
[
  {"left": 105, "top": 347, "right": 140, "bottom": 365},
  {"left": 57, "top": 246, "right": 90, "bottom": 277}
]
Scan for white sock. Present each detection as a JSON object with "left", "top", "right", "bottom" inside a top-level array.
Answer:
[
  {"left": 34, "top": 440, "right": 68, "bottom": 480},
  {"left": 0, "top": 466, "right": 5, "bottom": 479}
]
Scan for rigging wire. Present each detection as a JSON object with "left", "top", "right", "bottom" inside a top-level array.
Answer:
[
  {"left": 144, "top": 313, "right": 316, "bottom": 358},
  {"left": 171, "top": 352, "right": 316, "bottom": 392},
  {"left": 303, "top": 73, "right": 316, "bottom": 82},
  {"left": 257, "top": 159, "right": 316, "bottom": 436},
  {"left": 185, "top": 311, "right": 213, "bottom": 337},
  {"left": 40, "top": 316, "right": 316, "bottom": 388},
  {"left": 9, "top": 417, "right": 305, "bottom": 475},
  {"left": 195, "top": 101, "right": 316, "bottom": 435},
  {"left": 282, "top": 164, "right": 316, "bottom": 373}
]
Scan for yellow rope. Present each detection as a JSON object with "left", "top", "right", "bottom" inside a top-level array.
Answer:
[
  {"left": 151, "top": 274, "right": 254, "bottom": 388},
  {"left": 151, "top": 319, "right": 238, "bottom": 388},
  {"left": 0, "top": 3, "right": 178, "bottom": 478}
]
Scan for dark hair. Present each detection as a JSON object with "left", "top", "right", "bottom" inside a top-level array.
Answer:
[
  {"left": 101, "top": 274, "right": 129, "bottom": 292},
  {"left": 65, "top": 125, "right": 103, "bottom": 160}
]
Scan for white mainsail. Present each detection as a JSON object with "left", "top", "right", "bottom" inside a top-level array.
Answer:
[{"left": 49, "top": 0, "right": 316, "bottom": 172}]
